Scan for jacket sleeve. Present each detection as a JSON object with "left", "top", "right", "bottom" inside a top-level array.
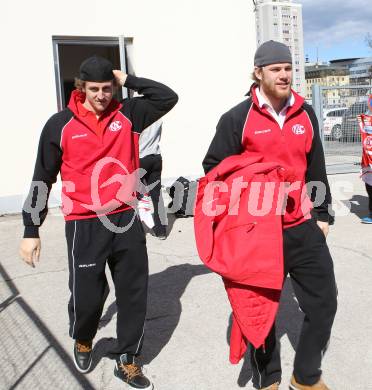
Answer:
[
  {"left": 22, "top": 115, "right": 63, "bottom": 238},
  {"left": 122, "top": 74, "right": 178, "bottom": 133},
  {"left": 304, "top": 104, "right": 333, "bottom": 224},
  {"left": 202, "top": 100, "right": 250, "bottom": 174}
]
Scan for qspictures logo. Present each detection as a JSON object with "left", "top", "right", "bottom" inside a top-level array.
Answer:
[
  {"left": 80, "top": 157, "right": 148, "bottom": 233},
  {"left": 24, "top": 175, "right": 358, "bottom": 233}
]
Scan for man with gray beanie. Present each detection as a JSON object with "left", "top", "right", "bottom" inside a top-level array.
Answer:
[
  {"left": 19, "top": 55, "right": 178, "bottom": 389},
  {"left": 203, "top": 41, "right": 337, "bottom": 389}
]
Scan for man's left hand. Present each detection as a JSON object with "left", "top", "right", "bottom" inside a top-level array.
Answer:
[{"left": 317, "top": 220, "right": 329, "bottom": 238}]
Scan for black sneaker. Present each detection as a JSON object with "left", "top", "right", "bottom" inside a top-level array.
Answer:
[
  {"left": 114, "top": 354, "right": 153, "bottom": 389},
  {"left": 73, "top": 340, "right": 93, "bottom": 373}
]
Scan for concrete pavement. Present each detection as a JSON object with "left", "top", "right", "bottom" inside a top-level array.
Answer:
[{"left": 0, "top": 172, "right": 371, "bottom": 390}]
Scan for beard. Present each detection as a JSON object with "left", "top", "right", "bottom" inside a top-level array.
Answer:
[{"left": 261, "top": 78, "right": 291, "bottom": 100}]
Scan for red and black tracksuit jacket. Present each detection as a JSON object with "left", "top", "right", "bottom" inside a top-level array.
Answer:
[
  {"left": 203, "top": 84, "right": 333, "bottom": 227},
  {"left": 23, "top": 75, "right": 178, "bottom": 237},
  {"left": 202, "top": 86, "right": 337, "bottom": 389}
]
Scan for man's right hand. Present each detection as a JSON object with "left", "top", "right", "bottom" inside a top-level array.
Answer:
[
  {"left": 113, "top": 70, "right": 128, "bottom": 86},
  {"left": 19, "top": 238, "right": 41, "bottom": 268}
]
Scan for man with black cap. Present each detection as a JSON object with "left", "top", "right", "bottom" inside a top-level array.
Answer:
[
  {"left": 19, "top": 55, "right": 178, "bottom": 389},
  {"left": 203, "top": 41, "right": 337, "bottom": 390}
]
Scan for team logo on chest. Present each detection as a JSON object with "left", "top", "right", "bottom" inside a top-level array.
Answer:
[
  {"left": 364, "top": 136, "right": 372, "bottom": 150},
  {"left": 109, "top": 121, "right": 122, "bottom": 132},
  {"left": 292, "top": 124, "right": 306, "bottom": 135}
]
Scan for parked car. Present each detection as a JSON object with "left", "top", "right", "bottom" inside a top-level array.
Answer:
[
  {"left": 339, "top": 101, "right": 369, "bottom": 142},
  {"left": 323, "top": 108, "right": 347, "bottom": 140}
]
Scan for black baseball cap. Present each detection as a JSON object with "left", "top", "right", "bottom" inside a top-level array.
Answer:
[{"left": 79, "top": 56, "right": 114, "bottom": 82}]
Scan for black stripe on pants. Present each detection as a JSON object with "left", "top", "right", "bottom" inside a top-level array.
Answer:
[
  {"left": 65, "top": 209, "right": 149, "bottom": 358},
  {"left": 250, "top": 219, "right": 337, "bottom": 388}
]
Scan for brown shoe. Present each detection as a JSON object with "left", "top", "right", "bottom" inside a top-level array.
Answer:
[
  {"left": 290, "top": 375, "right": 330, "bottom": 390},
  {"left": 261, "top": 382, "right": 280, "bottom": 390}
]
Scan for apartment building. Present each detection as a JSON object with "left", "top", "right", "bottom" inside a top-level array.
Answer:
[
  {"left": 305, "top": 57, "right": 372, "bottom": 107},
  {"left": 305, "top": 65, "right": 350, "bottom": 106},
  {"left": 348, "top": 57, "right": 372, "bottom": 86},
  {"left": 254, "top": 0, "right": 306, "bottom": 96}
]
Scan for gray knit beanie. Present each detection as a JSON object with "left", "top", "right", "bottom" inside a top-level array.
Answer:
[{"left": 254, "top": 40, "right": 292, "bottom": 67}]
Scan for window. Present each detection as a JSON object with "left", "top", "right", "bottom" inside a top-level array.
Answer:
[
  {"left": 336, "top": 109, "right": 347, "bottom": 116},
  {"left": 52, "top": 35, "right": 132, "bottom": 110}
]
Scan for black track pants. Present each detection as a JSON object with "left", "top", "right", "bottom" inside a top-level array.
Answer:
[
  {"left": 250, "top": 219, "right": 337, "bottom": 388},
  {"left": 65, "top": 210, "right": 148, "bottom": 357},
  {"left": 366, "top": 183, "right": 372, "bottom": 212},
  {"left": 140, "top": 154, "right": 167, "bottom": 227}
]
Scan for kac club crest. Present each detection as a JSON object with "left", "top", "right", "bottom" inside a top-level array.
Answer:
[
  {"left": 364, "top": 135, "right": 372, "bottom": 151},
  {"left": 109, "top": 121, "right": 122, "bottom": 132},
  {"left": 292, "top": 124, "right": 305, "bottom": 135}
]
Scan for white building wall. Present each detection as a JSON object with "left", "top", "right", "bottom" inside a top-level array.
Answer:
[
  {"left": 0, "top": 0, "right": 256, "bottom": 213},
  {"left": 255, "top": 0, "right": 306, "bottom": 96}
]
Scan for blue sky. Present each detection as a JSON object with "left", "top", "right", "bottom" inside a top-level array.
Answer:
[{"left": 298, "top": 0, "right": 372, "bottom": 62}]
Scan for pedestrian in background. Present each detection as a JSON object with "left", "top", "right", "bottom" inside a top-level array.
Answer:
[
  {"left": 139, "top": 119, "right": 168, "bottom": 239},
  {"left": 358, "top": 99, "right": 372, "bottom": 223}
]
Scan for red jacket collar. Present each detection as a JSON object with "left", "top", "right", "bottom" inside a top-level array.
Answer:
[
  {"left": 249, "top": 84, "right": 304, "bottom": 118},
  {"left": 67, "top": 90, "right": 122, "bottom": 131}
]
